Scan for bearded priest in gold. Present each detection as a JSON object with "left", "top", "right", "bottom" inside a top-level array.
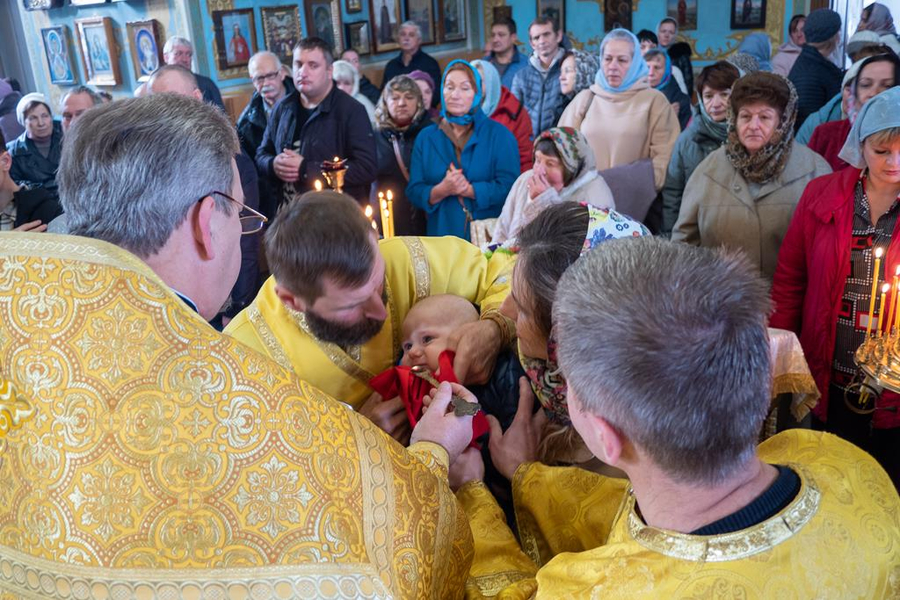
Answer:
[
  {"left": 450, "top": 237, "right": 900, "bottom": 599},
  {"left": 0, "top": 94, "right": 476, "bottom": 599},
  {"left": 224, "top": 192, "right": 514, "bottom": 443}
]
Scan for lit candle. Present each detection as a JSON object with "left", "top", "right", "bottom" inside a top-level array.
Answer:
[
  {"left": 386, "top": 190, "right": 395, "bottom": 238},
  {"left": 380, "top": 197, "right": 392, "bottom": 240},
  {"left": 333, "top": 156, "right": 340, "bottom": 162},
  {"left": 880, "top": 283, "right": 890, "bottom": 336},
  {"left": 314, "top": 180, "right": 323, "bottom": 192},
  {"left": 889, "top": 265, "right": 900, "bottom": 335},
  {"left": 867, "top": 248, "right": 884, "bottom": 338},
  {"left": 364, "top": 205, "right": 378, "bottom": 233}
]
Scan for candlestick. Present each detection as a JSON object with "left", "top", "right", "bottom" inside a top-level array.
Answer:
[
  {"left": 880, "top": 283, "right": 890, "bottom": 336},
  {"left": 867, "top": 248, "right": 884, "bottom": 338},
  {"left": 314, "top": 180, "right": 323, "bottom": 192},
  {"left": 889, "top": 266, "right": 900, "bottom": 335}
]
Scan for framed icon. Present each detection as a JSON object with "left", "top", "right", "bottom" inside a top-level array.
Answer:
[
  {"left": 371, "top": 0, "right": 402, "bottom": 52},
  {"left": 346, "top": 0, "right": 363, "bottom": 14},
  {"left": 41, "top": 25, "right": 77, "bottom": 85},
  {"left": 405, "top": 0, "right": 436, "bottom": 45},
  {"left": 306, "top": 0, "right": 344, "bottom": 54},
  {"left": 438, "top": 0, "right": 466, "bottom": 43},
  {"left": 212, "top": 8, "right": 258, "bottom": 71},
  {"left": 345, "top": 22, "right": 372, "bottom": 56},
  {"left": 75, "top": 17, "right": 121, "bottom": 86},
  {"left": 126, "top": 20, "right": 163, "bottom": 83},
  {"left": 730, "top": 0, "right": 767, "bottom": 29},
  {"left": 261, "top": 5, "right": 301, "bottom": 65}
]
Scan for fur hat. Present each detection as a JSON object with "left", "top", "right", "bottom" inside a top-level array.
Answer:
[{"left": 730, "top": 71, "right": 792, "bottom": 116}]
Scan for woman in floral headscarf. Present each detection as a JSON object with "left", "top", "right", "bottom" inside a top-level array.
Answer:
[
  {"left": 673, "top": 72, "right": 831, "bottom": 280},
  {"left": 491, "top": 127, "right": 614, "bottom": 246},
  {"left": 497, "top": 201, "right": 649, "bottom": 466}
]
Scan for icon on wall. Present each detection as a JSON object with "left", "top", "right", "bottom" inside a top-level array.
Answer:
[
  {"left": 372, "top": 0, "right": 402, "bottom": 52},
  {"left": 306, "top": 0, "right": 344, "bottom": 54},
  {"left": 730, "top": 0, "right": 767, "bottom": 29},
  {"left": 126, "top": 20, "right": 163, "bottom": 83},
  {"left": 261, "top": 6, "right": 301, "bottom": 65},
  {"left": 405, "top": 0, "right": 436, "bottom": 45},
  {"left": 212, "top": 8, "right": 258, "bottom": 71},
  {"left": 667, "top": 0, "right": 697, "bottom": 31},
  {"left": 41, "top": 25, "right": 77, "bottom": 85},
  {"left": 439, "top": 0, "right": 467, "bottom": 42},
  {"left": 75, "top": 17, "right": 121, "bottom": 86},
  {"left": 345, "top": 21, "right": 372, "bottom": 56}
]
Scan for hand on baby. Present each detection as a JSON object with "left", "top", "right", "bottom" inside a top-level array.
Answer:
[
  {"left": 448, "top": 320, "right": 501, "bottom": 386},
  {"left": 487, "top": 377, "right": 548, "bottom": 480},
  {"left": 411, "top": 382, "right": 476, "bottom": 462}
]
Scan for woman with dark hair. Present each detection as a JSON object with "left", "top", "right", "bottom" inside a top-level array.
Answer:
[
  {"left": 662, "top": 61, "right": 740, "bottom": 234},
  {"left": 498, "top": 201, "right": 649, "bottom": 464},
  {"left": 406, "top": 60, "right": 518, "bottom": 239},
  {"left": 374, "top": 75, "right": 432, "bottom": 235},
  {"left": 645, "top": 48, "right": 691, "bottom": 129},
  {"left": 808, "top": 53, "right": 900, "bottom": 171},
  {"left": 673, "top": 72, "right": 831, "bottom": 279},
  {"left": 491, "top": 127, "right": 614, "bottom": 245},
  {"left": 772, "top": 86, "right": 900, "bottom": 487}
]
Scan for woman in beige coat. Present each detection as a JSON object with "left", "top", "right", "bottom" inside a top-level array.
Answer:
[
  {"left": 557, "top": 28, "right": 680, "bottom": 193},
  {"left": 672, "top": 72, "right": 831, "bottom": 279}
]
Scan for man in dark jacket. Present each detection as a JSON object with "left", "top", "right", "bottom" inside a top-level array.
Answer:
[
  {"left": 163, "top": 36, "right": 225, "bottom": 110},
  {"left": 789, "top": 8, "right": 843, "bottom": 132},
  {"left": 257, "top": 37, "right": 377, "bottom": 206},
  {"left": 511, "top": 16, "right": 566, "bottom": 138},
  {"left": 484, "top": 17, "right": 529, "bottom": 89},
  {"left": 382, "top": 22, "right": 442, "bottom": 106}
]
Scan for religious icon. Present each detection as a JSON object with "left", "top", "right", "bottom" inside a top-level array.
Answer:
[
  {"left": 405, "top": 0, "right": 436, "bottom": 44},
  {"left": 127, "top": 20, "right": 163, "bottom": 83},
  {"left": 439, "top": 0, "right": 467, "bottom": 42},
  {"left": 213, "top": 9, "right": 258, "bottom": 71},
  {"left": 75, "top": 17, "right": 121, "bottom": 86},
  {"left": 261, "top": 6, "right": 301, "bottom": 65},
  {"left": 371, "top": 0, "right": 401, "bottom": 52},
  {"left": 730, "top": 0, "right": 767, "bottom": 29},
  {"left": 666, "top": 0, "right": 697, "bottom": 30},
  {"left": 345, "top": 22, "right": 372, "bottom": 56},
  {"left": 41, "top": 26, "right": 76, "bottom": 85},
  {"left": 306, "top": 0, "right": 344, "bottom": 54}
]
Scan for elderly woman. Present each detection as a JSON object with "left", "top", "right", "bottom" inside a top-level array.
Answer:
[
  {"left": 498, "top": 201, "right": 649, "bottom": 465},
  {"left": 558, "top": 29, "right": 679, "bottom": 197},
  {"left": 491, "top": 127, "right": 614, "bottom": 245},
  {"left": 472, "top": 59, "right": 533, "bottom": 172},
  {"left": 558, "top": 49, "right": 600, "bottom": 112},
  {"left": 645, "top": 49, "right": 691, "bottom": 130},
  {"left": 672, "top": 72, "right": 831, "bottom": 279},
  {"left": 6, "top": 93, "right": 62, "bottom": 195},
  {"left": 408, "top": 70, "right": 439, "bottom": 121},
  {"left": 332, "top": 59, "right": 377, "bottom": 126},
  {"left": 374, "top": 75, "right": 432, "bottom": 236},
  {"left": 662, "top": 61, "right": 740, "bottom": 234},
  {"left": 808, "top": 53, "right": 900, "bottom": 171},
  {"left": 406, "top": 60, "right": 519, "bottom": 239},
  {"left": 771, "top": 86, "right": 900, "bottom": 487}
]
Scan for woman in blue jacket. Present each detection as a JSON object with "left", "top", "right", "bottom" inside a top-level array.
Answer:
[{"left": 406, "top": 59, "right": 519, "bottom": 240}]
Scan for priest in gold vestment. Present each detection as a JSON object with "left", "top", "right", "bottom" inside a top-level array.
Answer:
[
  {"left": 0, "top": 95, "right": 474, "bottom": 599},
  {"left": 225, "top": 193, "right": 513, "bottom": 438},
  {"left": 451, "top": 237, "right": 900, "bottom": 599}
]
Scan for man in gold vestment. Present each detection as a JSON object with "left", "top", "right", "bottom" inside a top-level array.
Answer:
[
  {"left": 450, "top": 238, "right": 900, "bottom": 599},
  {"left": 225, "top": 193, "right": 513, "bottom": 441},
  {"left": 0, "top": 94, "right": 475, "bottom": 598}
]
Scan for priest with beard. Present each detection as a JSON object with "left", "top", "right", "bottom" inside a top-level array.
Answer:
[{"left": 225, "top": 191, "right": 514, "bottom": 442}]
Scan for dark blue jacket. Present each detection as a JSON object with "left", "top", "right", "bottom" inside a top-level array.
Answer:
[
  {"left": 510, "top": 52, "right": 565, "bottom": 138},
  {"left": 485, "top": 46, "right": 529, "bottom": 89},
  {"left": 382, "top": 49, "right": 442, "bottom": 106},
  {"left": 406, "top": 111, "right": 519, "bottom": 239},
  {"left": 789, "top": 45, "right": 843, "bottom": 133},
  {"left": 7, "top": 121, "right": 63, "bottom": 194},
  {"left": 196, "top": 73, "right": 225, "bottom": 110}
]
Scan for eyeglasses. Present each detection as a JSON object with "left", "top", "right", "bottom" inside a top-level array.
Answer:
[
  {"left": 201, "top": 191, "right": 268, "bottom": 235},
  {"left": 252, "top": 71, "right": 281, "bottom": 85}
]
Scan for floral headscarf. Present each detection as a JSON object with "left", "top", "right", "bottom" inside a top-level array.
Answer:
[
  {"left": 519, "top": 204, "right": 650, "bottom": 425},
  {"left": 533, "top": 127, "right": 596, "bottom": 185},
  {"left": 725, "top": 72, "right": 798, "bottom": 185},
  {"left": 374, "top": 74, "right": 425, "bottom": 131}
]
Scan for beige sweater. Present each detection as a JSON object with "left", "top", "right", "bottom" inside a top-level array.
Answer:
[{"left": 558, "top": 83, "right": 680, "bottom": 190}]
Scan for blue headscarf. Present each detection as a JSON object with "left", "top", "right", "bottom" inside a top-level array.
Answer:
[
  {"left": 647, "top": 50, "right": 672, "bottom": 89},
  {"left": 440, "top": 59, "right": 484, "bottom": 125},
  {"left": 737, "top": 33, "right": 772, "bottom": 72},
  {"left": 839, "top": 85, "right": 900, "bottom": 169},
  {"left": 594, "top": 29, "right": 649, "bottom": 93},
  {"left": 471, "top": 59, "right": 501, "bottom": 117}
]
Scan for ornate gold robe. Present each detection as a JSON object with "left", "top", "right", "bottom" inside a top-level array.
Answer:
[
  {"left": 457, "top": 430, "right": 900, "bottom": 599},
  {"left": 225, "top": 236, "right": 513, "bottom": 410},
  {"left": 0, "top": 233, "right": 472, "bottom": 599}
]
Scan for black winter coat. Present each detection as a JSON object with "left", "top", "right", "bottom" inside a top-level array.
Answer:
[
  {"left": 7, "top": 122, "right": 63, "bottom": 195},
  {"left": 374, "top": 115, "right": 433, "bottom": 236},
  {"left": 789, "top": 45, "right": 843, "bottom": 133}
]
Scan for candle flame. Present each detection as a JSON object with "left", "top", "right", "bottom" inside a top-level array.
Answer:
[
  {"left": 387, "top": 190, "right": 393, "bottom": 201},
  {"left": 884, "top": 283, "right": 891, "bottom": 293},
  {"left": 381, "top": 199, "right": 388, "bottom": 210},
  {"left": 876, "top": 248, "right": 884, "bottom": 258},
  {"left": 314, "top": 180, "right": 323, "bottom": 191},
  {"left": 364, "top": 205, "right": 373, "bottom": 217},
  {"left": 378, "top": 191, "right": 385, "bottom": 199},
  {"left": 333, "top": 156, "right": 340, "bottom": 161}
]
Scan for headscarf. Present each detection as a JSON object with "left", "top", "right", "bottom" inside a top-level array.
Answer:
[
  {"left": 594, "top": 29, "right": 650, "bottom": 94},
  {"left": 862, "top": 3, "right": 897, "bottom": 36},
  {"left": 439, "top": 60, "right": 483, "bottom": 126},
  {"left": 727, "top": 52, "right": 760, "bottom": 74},
  {"left": 332, "top": 60, "right": 361, "bottom": 96},
  {"left": 533, "top": 127, "right": 596, "bottom": 185},
  {"left": 520, "top": 204, "right": 650, "bottom": 426},
  {"left": 839, "top": 85, "right": 900, "bottom": 169},
  {"left": 725, "top": 72, "right": 799, "bottom": 184},
  {"left": 470, "top": 59, "right": 501, "bottom": 117},
  {"left": 564, "top": 50, "right": 601, "bottom": 98},
  {"left": 407, "top": 69, "right": 435, "bottom": 96},
  {"left": 645, "top": 49, "right": 672, "bottom": 89},
  {"left": 847, "top": 30, "right": 883, "bottom": 57},
  {"left": 374, "top": 74, "right": 425, "bottom": 131},
  {"left": 697, "top": 100, "right": 729, "bottom": 142},
  {"left": 848, "top": 53, "right": 900, "bottom": 124},
  {"left": 737, "top": 33, "right": 773, "bottom": 72}
]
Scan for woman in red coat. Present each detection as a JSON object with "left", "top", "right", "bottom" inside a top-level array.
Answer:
[
  {"left": 473, "top": 59, "right": 533, "bottom": 172},
  {"left": 771, "top": 86, "right": 900, "bottom": 487}
]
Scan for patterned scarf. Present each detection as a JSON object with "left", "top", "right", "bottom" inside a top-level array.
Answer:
[
  {"left": 724, "top": 74, "right": 798, "bottom": 185},
  {"left": 534, "top": 127, "right": 595, "bottom": 185}
]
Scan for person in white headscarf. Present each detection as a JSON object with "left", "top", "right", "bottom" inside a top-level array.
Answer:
[{"left": 332, "top": 59, "right": 377, "bottom": 126}]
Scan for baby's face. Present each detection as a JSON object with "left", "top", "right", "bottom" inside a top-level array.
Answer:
[{"left": 400, "top": 318, "right": 456, "bottom": 372}]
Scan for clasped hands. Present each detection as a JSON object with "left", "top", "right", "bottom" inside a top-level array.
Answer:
[
  {"left": 431, "top": 164, "right": 474, "bottom": 204},
  {"left": 273, "top": 148, "right": 304, "bottom": 183}
]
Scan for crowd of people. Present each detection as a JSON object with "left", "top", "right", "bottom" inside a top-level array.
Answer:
[{"left": 2, "top": 3, "right": 900, "bottom": 598}]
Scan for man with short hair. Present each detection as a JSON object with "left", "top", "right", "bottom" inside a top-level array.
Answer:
[
  {"left": 0, "top": 93, "right": 474, "bottom": 598},
  {"left": 452, "top": 236, "right": 900, "bottom": 597},
  {"left": 340, "top": 48, "right": 380, "bottom": 104},
  {"left": 381, "top": 21, "right": 441, "bottom": 105},
  {"left": 256, "top": 37, "right": 376, "bottom": 205},
  {"left": 148, "top": 64, "right": 262, "bottom": 321},
  {"left": 484, "top": 17, "right": 528, "bottom": 89},
  {"left": 225, "top": 191, "right": 514, "bottom": 443},
  {"left": 789, "top": 8, "right": 844, "bottom": 131},
  {"left": 60, "top": 85, "right": 101, "bottom": 133},
  {"left": 511, "top": 16, "right": 566, "bottom": 138},
  {"left": 163, "top": 36, "right": 225, "bottom": 109},
  {"left": 636, "top": 29, "right": 658, "bottom": 55}
]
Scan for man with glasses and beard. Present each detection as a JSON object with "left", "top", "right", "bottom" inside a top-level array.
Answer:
[{"left": 225, "top": 191, "right": 515, "bottom": 443}]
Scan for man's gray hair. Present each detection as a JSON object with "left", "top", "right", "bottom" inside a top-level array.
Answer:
[
  {"left": 553, "top": 237, "right": 772, "bottom": 485},
  {"left": 62, "top": 85, "right": 102, "bottom": 107},
  {"left": 163, "top": 36, "right": 193, "bottom": 54},
  {"left": 400, "top": 20, "right": 422, "bottom": 38},
  {"left": 58, "top": 94, "right": 238, "bottom": 259},
  {"left": 147, "top": 64, "right": 199, "bottom": 91},
  {"left": 249, "top": 51, "right": 282, "bottom": 74}
]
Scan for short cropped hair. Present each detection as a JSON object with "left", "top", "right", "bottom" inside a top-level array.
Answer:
[
  {"left": 147, "top": 64, "right": 198, "bottom": 91},
  {"left": 62, "top": 85, "right": 102, "bottom": 107},
  {"left": 400, "top": 20, "right": 422, "bottom": 38},
  {"left": 294, "top": 37, "right": 334, "bottom": 65},
  {"left": 530, "top": 15, "right": 559, "bottom": 34},
  {"left": 492, "top": 16, "right": 517, "bottom": 35},
  {"left": 695, "top": 61, "right": 740, "bottom": 96},
  {"left": 249, "top": 50, "right": 282, "bottom": 74},
  {"left": 265, "top": 192, "right": 376, "bottom": 303},
  {"left": 163, "top": 36, "right": 192, "bottom": 54},
  {"left": 636, "top": 29, "right": 658, "bottom": 45},
  {"left": 554, "top": 238, "right": 771, "bottom": 485},
  {"left": 59, "top": 94, "right": 238, "bottom": 258}
]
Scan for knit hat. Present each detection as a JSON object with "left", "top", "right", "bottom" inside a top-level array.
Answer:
[
  {"left": 803, "top": 8, "right": 842, "bottom": 44},
  {"left": 15, "top": 92, "right": 51, "bottom": 126}
]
